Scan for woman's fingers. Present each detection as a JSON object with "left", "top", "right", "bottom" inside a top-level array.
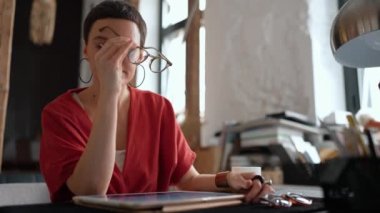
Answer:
[
  {"left": 244, "top": 178, "right": 263, "bottom": 202},
  {"left": 240, "top": 172, "right": 256, "bottom": 180},
  {"left": 112, "top": 41, "right": 135, "bottom": 64},
  {"left": 95, "top": 37, "right": 125, "bottom": 58},
  {"left": 228, "top": 172, "right": 253, "bottom": 191},
  {"left": 227, "top": 172, "right": 275, "bottom": 203},
  {"left": 98, "top": 39, "right": 130, "bottom": 61},
  {"left": 94, "top": 37, "right": 137, "bottom": 74},
  {"left": 253, "top": 184, "right": 275, "bottom": 203},
  {"left": 245, "top": 181, "right": 275, "bottom": 203}
]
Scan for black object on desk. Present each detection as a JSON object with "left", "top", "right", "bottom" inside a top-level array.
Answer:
[{"left": 319, "top": 158, "right": 380, "bottom": 211}]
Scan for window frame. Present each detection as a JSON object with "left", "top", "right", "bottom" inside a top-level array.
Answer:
[{"left": 159, "top": 0, "right": 204, "bottom": 149}]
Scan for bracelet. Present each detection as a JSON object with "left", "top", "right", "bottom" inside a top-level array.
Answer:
[{"left": 215, "top": 171, "right": 230, "bottom": 188}]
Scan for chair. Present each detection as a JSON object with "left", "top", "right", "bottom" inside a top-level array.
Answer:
[{"left": 0, "top": 183, "right": 50, "bottom": 206}]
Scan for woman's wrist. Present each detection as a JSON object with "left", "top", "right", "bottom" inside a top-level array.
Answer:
[
  {"left": 98, "top": 90, "right": 119, "bottom": 104},
  {"left": 215, "top": 171, "right": 230, "bottom": 189}
]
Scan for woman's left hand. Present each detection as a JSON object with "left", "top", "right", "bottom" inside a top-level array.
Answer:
[{"left": 227, "top": 172, "right": 275, "bottom": 203}]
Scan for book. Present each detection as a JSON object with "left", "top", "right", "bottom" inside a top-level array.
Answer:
[
  {"left": 240, "top": 126, "right": 303, "bottom": 140},
  {"left": 229, "top": 117, "right": 321, "bottom": 134},
  {"left": 266, "top": 111, "right": 315, "bottom": 126},
  {"left": 240, "top": 135, "right": 296, "bottom": 148}
]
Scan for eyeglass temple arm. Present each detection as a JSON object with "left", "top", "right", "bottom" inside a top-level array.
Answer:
[{"left": 143, "top": 47, "right": 173, "bottom": 66}]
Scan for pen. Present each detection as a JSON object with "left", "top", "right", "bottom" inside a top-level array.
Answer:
[
  {"left": 346, "top": 114, "right": 369, "bottom": 156},
  {"left": 364, "top": 128, "right": 378, "bottom": 158}
]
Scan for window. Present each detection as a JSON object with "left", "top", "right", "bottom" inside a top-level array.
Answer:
[
  {"left": 358, "top": 68, "right": 380, "bottom": 119},
  {"left": 162, "top": 0, "right": 188, "bottom": 28},
  {"left": 160, "top": 0, "right": 206, "bottom": 120},
  {"left": 161, "top": 29, "right": 186, "bottom": 115}
]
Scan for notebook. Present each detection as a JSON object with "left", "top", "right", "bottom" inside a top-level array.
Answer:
[{"left": 73, "top": 191, "right": 244, "bottom": 212}]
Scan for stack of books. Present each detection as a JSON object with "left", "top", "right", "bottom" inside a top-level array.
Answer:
[{"left": 240, "top": 126, "right": 304, "bottom": 148}]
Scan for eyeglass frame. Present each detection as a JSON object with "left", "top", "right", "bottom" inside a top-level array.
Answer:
[
  {"left": 98, "top": 26, "right": 172, "bottom": 73},
  {"left": 129, "top": 46, "right": 173, "bottom": 73}
]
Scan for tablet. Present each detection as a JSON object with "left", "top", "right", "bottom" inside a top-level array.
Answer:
[{"left": 73, "top": 191, "right": 244, "bottom": 211}]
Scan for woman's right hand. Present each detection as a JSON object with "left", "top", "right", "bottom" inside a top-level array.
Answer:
[
  {"left": 227, "top": 172, "right": 274, "bottom": 203},
  {"left": 93, "top": 36, "right": 135, "bottom": 97}
]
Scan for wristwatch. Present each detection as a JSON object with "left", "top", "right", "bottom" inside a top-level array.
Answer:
[{"left": 215, "top": 171, "right": 230, "bottom": 188}]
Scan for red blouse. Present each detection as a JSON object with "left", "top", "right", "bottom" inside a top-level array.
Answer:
[{"left": 40, "top": 87, "right": 196, "bottom": 202}]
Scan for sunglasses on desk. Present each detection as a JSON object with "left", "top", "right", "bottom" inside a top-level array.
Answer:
[{"left": 259, "top": 192, "right": 313, "bottom": 208}]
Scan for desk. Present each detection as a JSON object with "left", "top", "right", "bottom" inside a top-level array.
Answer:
[
  {"left": 0, "top": 201, "right": 325, "bottom": 213},
  {"left": 0, "top": 185, "right": 325, "bottom": 213}
]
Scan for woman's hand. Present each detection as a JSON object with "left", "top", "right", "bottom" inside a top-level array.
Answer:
[
  {"left": 93, "top": 36, "right": 136, "bottom": 97},
  {"left": 227, "top": 172, "right": 275, "bottom": 203}
]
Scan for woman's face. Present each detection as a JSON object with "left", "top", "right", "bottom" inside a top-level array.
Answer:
[{"left": 84, "top": 18, "right": 141, "bottom": 85}]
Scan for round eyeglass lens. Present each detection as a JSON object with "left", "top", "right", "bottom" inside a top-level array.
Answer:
[
  {"left": 128, "top": 48, "right": 147, "bottom": 64},
  {"left": 150, "top": 58, "right": 169, "bottom": 73}
]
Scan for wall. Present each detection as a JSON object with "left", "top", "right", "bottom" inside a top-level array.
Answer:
[
  {"left": 202, "top": 0, "right": 345, "bottom": 148},
  {"left": 138, "top": 0, "right": 160, "bottom": 93},
  {"left": 308, "top": 0, "right": 346, "bottom": 120},
  {"left": 4, "top": 0, "right": 82, "bottom": 168}
]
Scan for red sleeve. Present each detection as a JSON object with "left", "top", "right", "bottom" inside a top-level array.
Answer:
[
  {"left": 160, "top": 99, "right": 196, "bottom": 185},
  {"left": 40, "top": 107, "right": 86, "bottom": 202}
]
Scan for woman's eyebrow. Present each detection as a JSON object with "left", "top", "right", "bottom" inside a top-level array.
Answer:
[
  {"left": 93, "top": 36, "right": 107, "bottom": 41},
  {"left": 99, "top": 26, "right": 120, "bottom": 37}
]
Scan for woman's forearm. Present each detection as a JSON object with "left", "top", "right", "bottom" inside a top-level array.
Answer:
[
  {"left": 67, "top": 93, "right": 119, "bottom": 195},
  {"left": 177, "top": 166, "right": 221, "bottom": 192},
  {"left": 180, "top": 174, "right": 220, "bottom": 191}
]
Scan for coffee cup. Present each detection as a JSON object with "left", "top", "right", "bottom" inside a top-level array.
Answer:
[{"left": 231, "top": 166, "right": 261, "bottom": 175}]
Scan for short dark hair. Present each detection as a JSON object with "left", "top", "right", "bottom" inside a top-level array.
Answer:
[{"left": 83, "top": 0, "right": 147, "bottom": 46}]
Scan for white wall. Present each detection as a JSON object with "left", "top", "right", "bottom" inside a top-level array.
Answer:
[
  {"left": 308, "top": 0, "right": 346, "bottom": 121},
  {"left": 138, "top": 0, "right": 160, "bottom": 93},
  {"left": 202, "top": 0, "right": 345, "bottom": 146}
]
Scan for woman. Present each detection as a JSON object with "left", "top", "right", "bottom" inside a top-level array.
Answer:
[{"left": 40, "top": 0, "right": 273, "bottom": 203}]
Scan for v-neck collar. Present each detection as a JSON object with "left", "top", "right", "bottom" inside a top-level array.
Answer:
[{"left": 64, "top": 86, "right": 137, "bottom": 191}]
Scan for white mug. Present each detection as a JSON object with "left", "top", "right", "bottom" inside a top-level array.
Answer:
[{"left": 231, "top": 166, "right": 261, "bottom": 175}]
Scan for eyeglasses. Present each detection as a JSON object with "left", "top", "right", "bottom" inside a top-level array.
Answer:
[
  {"left": 259, "top": 193, "right": 313, "bottom": 208},
  {"left": 98, "top": 26, "right": 172, "bottom": 73},
  {"left": 128, "top": 46, "right": 172, "bottom": 73}
]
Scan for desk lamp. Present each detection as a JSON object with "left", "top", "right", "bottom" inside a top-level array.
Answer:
[
  {"left": 331, "top": 0, "right": 380, "bottom": 68},
  {"left": 331, "top": 0, "right": 379, "bottom": 157}
]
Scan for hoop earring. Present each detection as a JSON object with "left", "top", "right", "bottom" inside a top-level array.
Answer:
[
  {"left": 129, "top": 64, "right": 146, "bottom": 88},
  {"left": 79, "top": 58, "right": 93, "bottom": 84}
]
